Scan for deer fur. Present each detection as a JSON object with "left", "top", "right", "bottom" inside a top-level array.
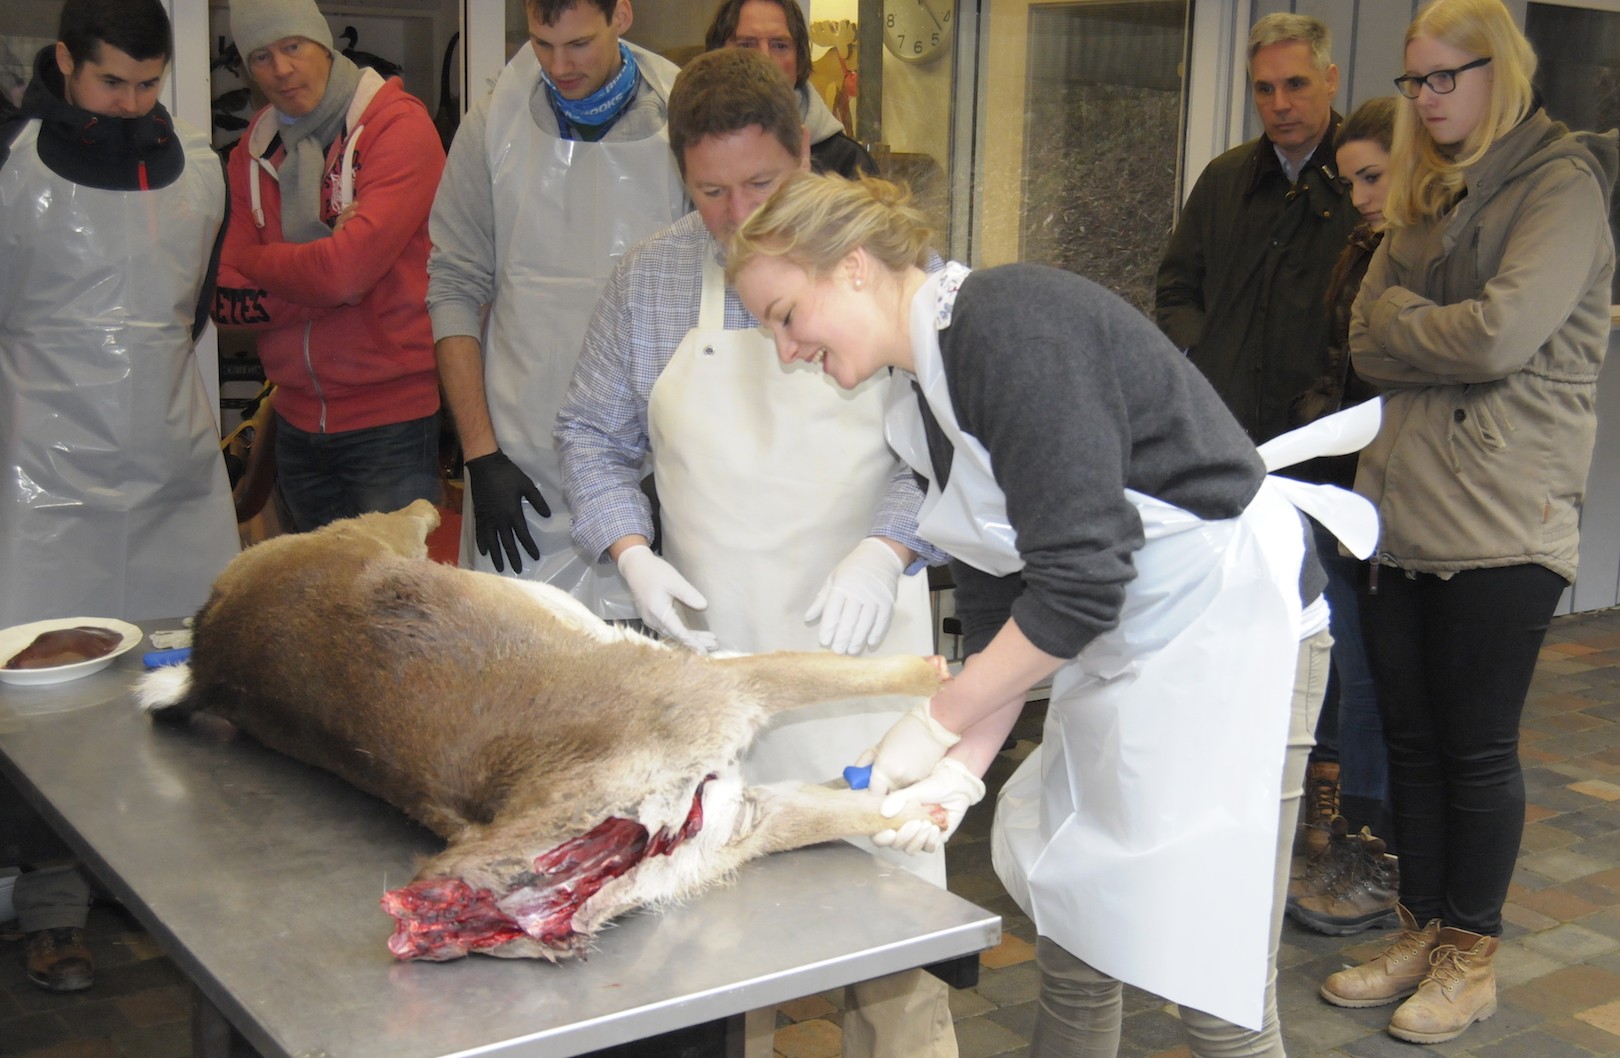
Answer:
[{"left": 136, "top": 500, "right": 943, "bottom": 961}]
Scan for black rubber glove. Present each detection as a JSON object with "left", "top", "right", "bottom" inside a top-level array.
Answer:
[{"left": 464, "top": 449, "right": 549, "bottom": 573}]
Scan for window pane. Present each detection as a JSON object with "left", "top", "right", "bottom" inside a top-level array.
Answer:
[
  {"left": 1008, "top": 0, "right": 1189, "bottom": 314},
  {"left": 1525, "top": 3, "right": 1620, "bottom": 302}
]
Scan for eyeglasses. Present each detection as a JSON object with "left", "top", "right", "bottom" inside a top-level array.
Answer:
[{"left": 1393, "top": 56, "right": 1492, "bottom": 99}]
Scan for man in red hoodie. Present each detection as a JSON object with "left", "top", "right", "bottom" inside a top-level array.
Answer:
[{"left": 213, "top": 0, "right": 446, "bottom": 532}]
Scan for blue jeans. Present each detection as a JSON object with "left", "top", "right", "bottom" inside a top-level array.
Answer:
[
  {"left": 1313, "top": 519, "right": 1387, "bottom": 807},
  {"left": 274, "top": 412, "right": 442, "bottom": 533}
]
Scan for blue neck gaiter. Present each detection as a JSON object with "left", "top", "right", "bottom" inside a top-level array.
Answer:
[{"left": 542, "top": 42, "right": 639, "bottom": 140}]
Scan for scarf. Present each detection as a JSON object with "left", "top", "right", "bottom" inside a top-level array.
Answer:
[
  {"left": 541, "top": 42, "right": 638, "bottom": 140},
  {"left": 275, "top": 52, "right": 362, "bottom": 243}
]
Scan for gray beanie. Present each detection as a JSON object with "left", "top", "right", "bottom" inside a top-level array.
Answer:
[{"left": 230, "top": 0, "right": 334, "bottom": 61}]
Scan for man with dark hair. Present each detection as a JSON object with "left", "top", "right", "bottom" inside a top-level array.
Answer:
[
  {"left": 428, "top": 0, "right": 685, "bottom": 618},
  {"left": 704, "top": 0, "right": 876, "bottom": 178},
  {"left": 556, "top": 48, "right": 955, "bottom": 1057},
  {"left": 0, "top": 0, "right": 237, "bottom": 993},
  {"left": 213, "top": 0, "right": 447, "bottom": 533}
]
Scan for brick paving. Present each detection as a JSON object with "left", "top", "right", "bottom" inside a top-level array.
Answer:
[{"left": 7, "top": 606, "right": 1620, "bottom": 1057}]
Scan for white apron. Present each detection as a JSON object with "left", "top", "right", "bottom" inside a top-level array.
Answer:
[
  {"left": 648, "top": 249, "right": 942, "bottom": 884},
  {"left": 0, "top": 120, "right": 238, "bottom": 626},
  {"left": 886, "top": 274, "right": 1378, "bottom": 1028},
  {"left": 460, "top": 43, "right": 686, "bottom": 618}
]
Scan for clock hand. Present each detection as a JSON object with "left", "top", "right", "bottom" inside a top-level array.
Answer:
[{"left": 914, "top": 0, "right": 943, "bottom": 31}]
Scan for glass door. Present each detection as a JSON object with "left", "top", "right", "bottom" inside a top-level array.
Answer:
[{"left": 970, "top": 0, "right": 1193, "bottom": 314}]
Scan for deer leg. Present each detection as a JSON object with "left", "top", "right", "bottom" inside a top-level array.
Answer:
[
  {"left": 715, "top": 652, "right": 945, "bottom": 716},
  {"left": 726, "top": 782, "right": 943, "bottom": 860}
]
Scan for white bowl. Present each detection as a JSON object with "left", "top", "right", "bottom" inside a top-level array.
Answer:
[{"left": 0, "top": 618, "right": 143, "bottom": 686}]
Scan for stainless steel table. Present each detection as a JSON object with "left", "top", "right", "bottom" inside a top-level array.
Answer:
[{"left": 0, "top": 622, "right": 1000, "bottom": 1058}]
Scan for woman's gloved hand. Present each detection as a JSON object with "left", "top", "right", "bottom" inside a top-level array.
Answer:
[
  {"left": 873, "top": 758, "right": 986, "bottom": 855},
  {"left": 806, "top": 537, "right": 904, "bottom": 655},
  {"left": 856, "top": 699, "right": 961, "bottom": 796},
  {"left": 616, "top": 544, "right": 719, "bottom": 654},
  {"left": 464, "top": 449, "right": 549, "bottom": 573}
]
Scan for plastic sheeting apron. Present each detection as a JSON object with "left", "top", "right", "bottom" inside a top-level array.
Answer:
[
  {"left": 0, "top": 120, "right": 238, "bottom": 626},
  {"left": 885, "top": 274, "right": 1379, "bottom": 1028},
  {"left": 649, "top": 248, "right": 942, "bottom": 884},
  {"left": 461, "top": 42, "right": 686, "bottom": 618}
]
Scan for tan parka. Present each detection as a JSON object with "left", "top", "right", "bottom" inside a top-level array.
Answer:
[{"left": 1351, "top": 111, "right": 1618, "bottom": 581}]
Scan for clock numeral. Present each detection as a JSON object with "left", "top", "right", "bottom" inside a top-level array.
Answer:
[
  {"left": 886, "top": 12, "right": 895, "bottom": 27},
  {"left": 914, "top": 38, "right": 924, "bottom": 54},
  {"left": 942, "top": 8, "right": 952, "bottom": 24}
]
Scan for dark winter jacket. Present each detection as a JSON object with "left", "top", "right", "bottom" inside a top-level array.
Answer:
[{"left": 1155, "top": 117, "right": 1358, "bottom": 443}]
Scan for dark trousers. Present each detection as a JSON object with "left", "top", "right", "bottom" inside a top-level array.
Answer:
[
  {"left": 275, "top": 411, "right": 442, "bottom": 533},
  {"left": 1359, "top": 563, "right": 1566, "bottom": 935}
]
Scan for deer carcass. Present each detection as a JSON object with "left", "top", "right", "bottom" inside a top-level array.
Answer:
[{"left": 136, "top": 500, "right": 943, "bottom": 962}]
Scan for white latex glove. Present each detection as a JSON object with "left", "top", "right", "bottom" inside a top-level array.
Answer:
[
  {"left": 615, "top": 545, "right": 718, "bottom": 654},
  {"left": 806, "top": 537, "right": 904, "bottom": 655},
  {"left": 856, "top": 699, "right": 961, "bottom": 796},
  {"left": 873, "top": 758, "right": 986, "bottom": 855}
]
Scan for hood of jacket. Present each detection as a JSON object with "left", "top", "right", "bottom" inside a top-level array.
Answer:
[
  {"left": 1465, "top": 108, "right": 1618, "bottom": 211},
  {"left": 21, "top": 44, "right": 185, "bottom": 190},
  {"left": 799, "top": 83, "right": 847, "bottom": 147}
]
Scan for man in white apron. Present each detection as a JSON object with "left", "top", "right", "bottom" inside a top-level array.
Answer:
[
  {"left": 555, "top": 49, "right": 956, "bottom": 1058},
  {"left": 0, "top": 0, "right": 237, "bottom": 628},
  {"left": 427, "top": 0, "right": 685, "bottom": 619},
  {"left": 0, "top": 0, "right": 237, "bottom": 993}
]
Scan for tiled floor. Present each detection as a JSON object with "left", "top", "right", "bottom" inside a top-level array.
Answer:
[{"left": 8, "top": 606, "right": 1620, "bottom": 1057}]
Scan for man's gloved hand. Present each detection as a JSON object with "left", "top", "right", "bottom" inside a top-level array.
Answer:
[
  {"left": 616, "top": 544, "right": 718, "bottom": 654},
  {"left": 873, "top": 758, "right": 986, "bottom": 855},
  {"left": 855, "top": 699, "right": 961, "bottom": 796},
  {"left": 465, "top": 450, "right": 549, "bottom": 573},
  {"left": 806, "top": 537, "right": 904, "bottom": 655}
]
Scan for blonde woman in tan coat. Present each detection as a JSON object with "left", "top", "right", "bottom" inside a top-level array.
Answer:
[{"left": 1320, "top": 0, "right": 1616, "bottom": 1044}]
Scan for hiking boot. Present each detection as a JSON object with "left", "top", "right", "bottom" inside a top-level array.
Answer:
[
  {"left": 1293, "top": 761, "right": 1340, "bottom": 859},
  {"left": 1289, "top": 814, "right": 1354, "bottom": 902},
  {"left": 1320, "top": 904, "right": 1440, "bottom": 1008},
  {"left": 1387, "top": 927, "right": 1499, "bottom": 1044},
  {"left": 1289, "top": 824, "right": 1399, "bottom": 935},
  {"left": 25, "top": 926, "right": 94, "bottom": 992}
]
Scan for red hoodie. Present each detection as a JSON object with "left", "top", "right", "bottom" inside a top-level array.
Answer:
[{"left": 214, "top": 72, "right": 444, "bottom": 434}]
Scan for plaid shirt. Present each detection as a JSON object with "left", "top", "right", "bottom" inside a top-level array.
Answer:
[{"left": 555, "top": 211, "right": 945, "bottom": 570}]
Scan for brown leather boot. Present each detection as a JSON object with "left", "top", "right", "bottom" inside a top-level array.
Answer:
[
  {"left": 1387, "top": 927, "right": 1499, "bottom": 1044},
  {"left": 1289, "top": 824, "right": 1399, "bottom": 935},
  {"left": 25, "top": 926, "right": 94, "bottom": 992},
  {"left": 1289, "top": 814, "right": 1353, "bottom": 902},
  {"left": 1320, "top": 904, "right": 1441, "bottom": 1008},
  {"left": 1293, "top": 761, "right": 1340, "bottom": 861}
]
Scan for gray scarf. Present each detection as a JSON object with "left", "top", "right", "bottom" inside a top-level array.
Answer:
[{"left": 276, "top": 53, "right": 362, "bottom": 243}]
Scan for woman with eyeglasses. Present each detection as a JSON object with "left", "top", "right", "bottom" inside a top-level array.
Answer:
[{"left": 1319, "top": 0, "right": 1616, "bottom": 1044}]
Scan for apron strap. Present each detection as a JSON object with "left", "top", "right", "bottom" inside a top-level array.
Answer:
[
  {"left": 1254, "top": 399, "right": 1383, "bottom": 560},
  {"left": 699, "top": 246, "right": 726, "bottom": 331}
]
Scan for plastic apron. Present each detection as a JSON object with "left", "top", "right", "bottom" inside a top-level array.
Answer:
[
  {"left": 0, "top": 120, "right": 238, "bottom": 627},
  {"left": 461, "top": 42, "right": 687, "bottom": 618},
  {"left": 648, "top": 249, "right": 942, "bottom": 884},
  {"left": 885, "top": 275, "right": 1379, "bottom": 1028}
]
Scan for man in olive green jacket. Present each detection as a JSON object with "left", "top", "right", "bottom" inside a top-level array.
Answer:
[{"left": 1154, "top": 12, "right": 1356, "bottom": 443}]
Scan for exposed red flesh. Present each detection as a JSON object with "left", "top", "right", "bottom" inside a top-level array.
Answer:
[{"left": 381, "top": 779, "right": 711, "bottom": 960}]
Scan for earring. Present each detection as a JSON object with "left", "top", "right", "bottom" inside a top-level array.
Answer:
[{"left": 854, "top": 277, "right": 864, "bottom": 290}]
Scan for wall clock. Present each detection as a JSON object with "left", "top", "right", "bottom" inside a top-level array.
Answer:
[{"left": 883, "top": 0, "right": 952, "bottom": 64}]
